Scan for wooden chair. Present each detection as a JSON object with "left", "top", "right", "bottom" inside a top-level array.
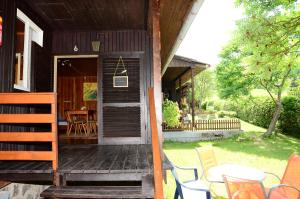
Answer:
[
  {"left": 87, "top": 110, "right": 97, "bottom": 135},
  {"left": 171, "top": 162, "right": 211, "bottom": 199},
  {"left": 65, "top": 110, "right": 74, "bottom": 136},
  {"left": 65, "top": 110, "right": 88, "bottom": 136}
]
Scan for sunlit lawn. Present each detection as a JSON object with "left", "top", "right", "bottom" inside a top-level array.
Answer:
[{"left": 163, "top": 120, "right": 300, "bottom": 198}]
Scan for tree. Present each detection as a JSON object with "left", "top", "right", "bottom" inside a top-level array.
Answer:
[
  {"left": 187, "top": 69, "right": 215, "bottom": 110},
  {"left": 217, "top": 0, "right": 300, "bottom": 137},
  {"left": 216, "top": 41, "right": 255, "bottom": 99}
]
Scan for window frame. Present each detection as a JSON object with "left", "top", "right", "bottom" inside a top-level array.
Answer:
[{"left": 14, "top": 9, "right": 43, "bottom": 91}]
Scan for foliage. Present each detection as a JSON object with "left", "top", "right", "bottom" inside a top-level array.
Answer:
[
  {"left": 162, "top": 99, "right": 180, "bottom": 128},
  {"left": 224, "top": 95, "right": 300, "bottom": 136},
  {"left": 217, "top": 111, "right": 237, "bottom": 118},
  {"left": 164, "top": 131, "right": 300, "bottom": 198},
  {"left": 187, "top": 69, "right": 215, "bottom": 109},
  {"left": 213, "top": 99, "right": 226, "bottom": 111},
  {"left": 216, "top": 42, "right": 255, "bottom": 99},
  {"left": 279, "top": 96, "right": 300, "bottom": 137},
  {"left": 224, "top": 97, "right": 275, "bottom": 128},
  {"left": 217, "top": 0, "right": 300, "bottom": 136}
]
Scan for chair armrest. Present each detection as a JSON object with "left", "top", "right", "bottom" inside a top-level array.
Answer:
[
  {"left": 172, "top": 164, "right": 199, "bottom": 180},
  {"left": 267, "top": 184, "right": 300, "bottom": 199},
  {"left": 264, "top": 172, "right": 281, "bottom": 182}
]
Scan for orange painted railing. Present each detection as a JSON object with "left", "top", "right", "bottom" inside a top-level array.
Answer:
[
  {"left": 0, "top": 93, "right": 58, "bottom": 172},
  {"left": 148, "top": 88, "right": 164, "bottom": 199}
]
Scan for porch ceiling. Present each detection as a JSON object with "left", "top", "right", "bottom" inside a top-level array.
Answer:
[{"left": 23, "top": 0, "right": 147, "bottom": 30}]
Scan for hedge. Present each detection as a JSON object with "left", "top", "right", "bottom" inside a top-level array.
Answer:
[
  {"left": 279, "top": 96, "right": 300, "bottom": 137},
  {"left": 223, "top": 96, "right": 300, "bottom": 137},
  {"left": 224, "top": 97, "right": 274, "bottom": 128}
]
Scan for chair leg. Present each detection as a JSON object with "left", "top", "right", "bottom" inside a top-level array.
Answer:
[
  {"left": 74, "top": 123, "right": 78, "bottom": 135},
  {"left": 66, "top": 124, "right": 70, "bottom": 135},
  {"left": 174, "top": 189, "right": 179, "bottom": 199}
]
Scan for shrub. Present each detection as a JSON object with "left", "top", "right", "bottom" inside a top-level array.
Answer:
[
  {"left": 218, "top": 111, "right": 237, "bottom": 118},
  {"left": 213, "top": 100, "right": 225, "bottom": 111},
  {"left": 223, "top": 97, "right": 275, "bottom": 128},
  {"left": 279, "top": 96, "right": 300, "bottom": 137},
  {"left": 201, "top": 101, "right": 207, "bottom": 110},
  {"left": 163, "top": 99, "right": 180, "bottom": 127}
]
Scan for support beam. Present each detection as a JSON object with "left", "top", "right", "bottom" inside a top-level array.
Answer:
[
  {"left": 179, "top": 78, "right": 182, "bottom": 108},
  {"left": 191, "top": 67, "right": 195, "bottom": 129},
  {"left": 149, "top": 0, "right": 163, "bottom": 146}
]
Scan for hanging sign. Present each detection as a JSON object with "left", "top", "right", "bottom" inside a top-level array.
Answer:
[{"left": 113, "top": 56, "right": 128, "bottom": 87}]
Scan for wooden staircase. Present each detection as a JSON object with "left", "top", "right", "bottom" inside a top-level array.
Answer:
[
  {"left": 41, "top": 175, "right": 154, "bottom": 199},
  {"left": 41, "top": 186, "right": 153, "bottom": 199}
]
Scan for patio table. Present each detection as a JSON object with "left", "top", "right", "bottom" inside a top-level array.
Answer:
[{"left": 207, "top": 164, "right": 266, "bottom": 182}]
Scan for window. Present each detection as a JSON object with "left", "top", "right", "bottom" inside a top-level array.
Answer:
[{"left": 14, "top": 9, "right": 43, "bottom": 91}]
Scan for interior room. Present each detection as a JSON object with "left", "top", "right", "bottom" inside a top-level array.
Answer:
[{"left": 57, "top": 57, "right": 98, "bottom": 144}]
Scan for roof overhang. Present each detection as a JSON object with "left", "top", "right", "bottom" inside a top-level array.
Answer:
[
  {"left": 162, "top": 55, "right": 209, "bottom": 88},
  {"left": 160, "top": 0, "right": 205, "bottom": 76}
]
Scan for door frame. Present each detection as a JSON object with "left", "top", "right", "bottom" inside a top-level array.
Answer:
[{"left": 53, "top": 54, "right": 100, "bottom": 142}]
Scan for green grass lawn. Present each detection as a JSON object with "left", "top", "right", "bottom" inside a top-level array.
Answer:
[{"left": 163, "top": 121, "right": 300, "bottom": 198}]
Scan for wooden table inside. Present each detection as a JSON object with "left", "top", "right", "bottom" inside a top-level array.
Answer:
[{"left": 66, "top": 110, "right": 97, "bottom": 136}]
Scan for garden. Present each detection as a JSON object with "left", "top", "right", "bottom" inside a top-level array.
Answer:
[{"left": 162, "top": 0, "right": 300, "bottom": 198}]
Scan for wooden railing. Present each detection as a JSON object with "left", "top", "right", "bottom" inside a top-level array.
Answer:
[
  {"left": 163, "top": 118, "right": 241, "bottom": 131},
  {"left": 148, "top": 88, "right": 164, "bottom": 199},
  {"left": 0, "top": 93, "right": 58, "bottom": 172}
]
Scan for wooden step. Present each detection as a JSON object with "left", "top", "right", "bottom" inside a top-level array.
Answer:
[{"left": 40, "top": 186, "right": 154, "bottom": 198}]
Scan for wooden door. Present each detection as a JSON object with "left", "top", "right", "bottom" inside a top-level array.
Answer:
[{"left": 98, "top": 53, "right": 145, "bottom": 144}]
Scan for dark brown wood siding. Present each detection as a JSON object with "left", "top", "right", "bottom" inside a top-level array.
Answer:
[
  {"left": 57, "top": 76, "right": 97, "bottom": 121},
  {"left": 0, "top": 0, "right": 16, "bottom": 92},
  {"left": 52, "top": 30, "right": 148, "bottom": 54},
  {"left": 0, "top": 0, "right": 53, "bottom": 150}
]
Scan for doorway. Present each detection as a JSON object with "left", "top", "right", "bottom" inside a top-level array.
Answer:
[{"left": 54, "top": 55, "right": 98, "bottom": 144}]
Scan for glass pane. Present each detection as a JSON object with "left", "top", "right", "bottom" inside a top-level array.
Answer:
[{"left": 15, "top": 18, "right": 25, "bottom": 85}]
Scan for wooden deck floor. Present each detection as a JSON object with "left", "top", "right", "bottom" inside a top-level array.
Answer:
[{"left": 0, "top": 144, "right": 153, "bottom": 183}]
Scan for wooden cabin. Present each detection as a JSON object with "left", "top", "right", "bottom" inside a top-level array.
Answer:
[{"left": 0, "top": 0, "right": 205, "bottom": 198}]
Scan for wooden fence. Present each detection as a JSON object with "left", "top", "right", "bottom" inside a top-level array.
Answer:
[
  {"left": 0, "top": 93, "right": 58, "bottom": 172},
  {"left": 163, "top": 119, "right": 241, "bottom": 131}
]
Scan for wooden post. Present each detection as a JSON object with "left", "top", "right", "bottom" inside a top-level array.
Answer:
[
  {"left": 191, "top": 67, "right": 195, "bottom": 129},
  {"left": 149, "top": 88, "right": 164, "bottom": 199},
  {"left": 149, "top": 0, "right": 163, "bottom": 151},
  {"left": 179, "top": 78, "right": 182, "bottom": 109}
]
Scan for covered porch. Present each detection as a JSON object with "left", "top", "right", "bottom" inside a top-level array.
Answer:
[{"left": 0, "top": 0, "right": 205, "bottom": 198}]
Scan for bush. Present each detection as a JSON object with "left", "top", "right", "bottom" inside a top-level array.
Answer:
[
  {"left": 217, "top": 111, "right": 237, "bottom": 118},
  {"left": 223, "top": 96, "right": 300, "bottom": 136},
  {"left": 201, "top": 102, "right": 207, "bottom": 110},
  {"left": 163, "top": 99, "right": 180, "bottom": 127},
  {"left": 279, "top": 96, "right": 300, "bottom": 137},
  {"left": 213, "top": 100, "right": 225, "bottom": 111},
  {"left": 223, "top": 97, "right": 275, "bottom": 128}
]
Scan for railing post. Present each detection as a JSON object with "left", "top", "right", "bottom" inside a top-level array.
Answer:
[{"left": 148, "top": 88, "right": 164, "bottom": 199}]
